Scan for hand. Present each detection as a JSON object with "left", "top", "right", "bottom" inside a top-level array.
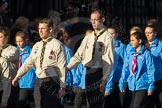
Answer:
[
  {"left": 73, "top": 87, "right": 78, "bottom": 93},
  {"left": 0, "top": 103, "right": 7, "bottom": 108},
  {"left": 66, "top": 66, "right": 70, "bottom": 71},
  {"left": 104, "top": 92, "right": 111, "bottom": 96},
  {"left": 147, "top": 90, "right": 153, "bottom": 96},
  {"left": 120, "top": 90, "right": 125, "bottom": 93},
  {"left": 59, "top": 88, "right": 66, "bottom": 98},
  {"left": 12, "top": 77, "right": 19, "bottom": 86},
  {"left": 100, "top": 80, "right": 106, "bottom": 93}
]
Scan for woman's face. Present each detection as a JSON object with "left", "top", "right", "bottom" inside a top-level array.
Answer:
[
  {"left": 145, "top": 27, "right": 157, "bottom": 42},
  {"left": 0, "top": 32, "right": 8, "bottom": 47}
]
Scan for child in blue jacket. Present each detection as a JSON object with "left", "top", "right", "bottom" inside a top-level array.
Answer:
[
  {"left": 119, "top": 32, "right": 155, "bottom": 108},
  {"left": 15, "top": 31, "right": 36, "bottom": 108},
  {"left": 105, "top": 26, "right": 126, "bottom": 108},
  {"left": 144, "top": 25, "right": 162, "bottom": 108}
]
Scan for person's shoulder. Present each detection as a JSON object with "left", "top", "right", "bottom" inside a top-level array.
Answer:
[
  {"left": 0, "top": 57, "right": 8, "bottom": 64},
  {"left": 4, "top": 44, "right": 18, "bottom": 52},
  {"left": 32, "top": 41, "right": 41, "bottom": 47},
  {"left": 104, "top": 30, "right": 114, "bottom": 39},
  {"left": 119, "top": 41, "right": 126, "bottom": 47}
]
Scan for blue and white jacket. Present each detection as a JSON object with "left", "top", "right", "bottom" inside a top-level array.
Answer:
[
  {"left": 149, "top": 37, "right": 162, "bottom": 81},
  {"left": 18, "top": 45, "right": 36, "bottom": 89},
  {"left": 119, "top": 45, "right": 155, "bottom": 92},
  {"left": 105, "top": 39, "right": 126, "bottom": 93}
]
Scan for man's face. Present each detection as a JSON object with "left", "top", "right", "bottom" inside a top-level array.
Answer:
[
  {"left": 90, "top": 12, "right": 104, "bottom": 30},
  {"left": 38, "top": 23, "right": 52, "bottom": 39},
  {"left": 0, "top": 32, "right": 8, "bottom": 47}
]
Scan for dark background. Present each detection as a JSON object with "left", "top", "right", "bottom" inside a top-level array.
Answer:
[{"left": 7, "top": 0, "right": 162, "bottom": 42}]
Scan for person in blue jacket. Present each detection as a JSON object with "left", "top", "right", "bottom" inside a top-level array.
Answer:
[
  {"left": 15, "top": 31, "right": 36, "bottom": 108},
  {"left": 119, "top": 31, "right": 155, "bottom": 108},
  {"left": 73, "top": 63, "right": 87, "bottom": 108},
  {"left": 144, "top": 24, "right": 162, "bottom": 108},
  {"left": 104, "top": 26, "right": 126, "bottom": 108},
  {"left": 125, "top": 26, "right": 143, "bottom": 57},
  {"left": 73, "top": 28, "right": 93, "bottom": 108},
  {"left": 55, "top": 27, "right": 76, "bottom": 106}
]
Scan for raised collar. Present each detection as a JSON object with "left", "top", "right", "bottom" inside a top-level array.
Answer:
[
  {"left": 150, "top": 37, "right": 159, "bottom": 47},
  {"left": 42, "top": 36, "right": 53, "bottom": 43},
  {"left": 1, "top": 44, "right": 9, "bottom": 49},
  {"left": 130, "top": 45, "right": 145, "bottom": 55},
  {"left": 94, "top": 27, "right": 106, "bottom": 36}
]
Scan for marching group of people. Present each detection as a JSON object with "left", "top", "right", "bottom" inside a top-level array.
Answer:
[{"left": 0, "top": 2, "right": 162, "bottom": 108}]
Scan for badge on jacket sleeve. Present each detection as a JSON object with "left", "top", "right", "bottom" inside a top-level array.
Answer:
[
  {"left": 98, "top": 42, "right": 104, "bottom": 52},
  {"left": 49, "top": 50, "right": 55, "bottom": 59},
  {"left": 34, "top": 47, "right": 39, "bottom": 54}
]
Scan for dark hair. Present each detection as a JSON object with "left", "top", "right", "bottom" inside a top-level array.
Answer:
[
  {"left": 91, "top": 9, "right": 105, "bottom": 19},
  {"left": 39, "top": 18, "right": 53, "bottom": 28},
  {"left": 147, "top": 19, "right": 162, "bottom": 41},
  {"left": 56, "top": 28, "right": 69, "bottom": 45},
  {"left": 107, "top": 26, "right": 118, "bottom": 33},
  {"left": 130, "top": 32, "right": 147, "bottom": 46},
  {"left": 0, "top": 26, "right": 9, "bottom": 37}
]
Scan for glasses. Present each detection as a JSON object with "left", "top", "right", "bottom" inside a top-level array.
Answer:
[{"left": 89, "top": 19, "right": 101, "bottom": 22}]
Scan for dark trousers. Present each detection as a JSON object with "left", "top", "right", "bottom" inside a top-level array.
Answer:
[
  {"left": 154, "top": 80, "right": 162, "bottom": 108},
  {"left": 85, "top": 68, "right": 104, "bottom": 108},
  {"left": 120, "top": 83, "right": 132, "bottom": 108},
  {"left": 131, "top": 90, "right": 147, "bottom": 108},
  {"left": 104, "top": 82, "right": 132, "bottom": 108},
  {"left": 74, "top": 89, "right": 86, "bottom": 108},
  {"left": 34, "top": 77, "right": 60, "bottom": 108},
  {"left": 17, "top": 88, "right": 34, "bottom": 108},
  {"left": 104, "top": 83, "right": 122, "bottom": 108},
  {"left": 7, "top": 86, "right": 19, "bottom": 108}
]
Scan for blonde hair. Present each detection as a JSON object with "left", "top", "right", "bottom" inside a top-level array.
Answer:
[{"left": 130, "top": 26, "right": 142, "bottom": 35}]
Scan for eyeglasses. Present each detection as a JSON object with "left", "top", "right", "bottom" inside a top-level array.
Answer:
[{"left": 89, "top": 19, "right": 101, "bottom": 22}]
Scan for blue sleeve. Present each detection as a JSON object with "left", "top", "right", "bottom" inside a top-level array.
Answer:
[
  {"left": 146, "top": 51, "right": 155, "bottom": 92},
  {"left": 73, "top": 63, "right": 84, "bottom": 87},
  {"left": 105, "top": 70, "right": 114, "bottom": 93},
  {"left": 119, "top": 55, "right": 130, "bottom": 91}
]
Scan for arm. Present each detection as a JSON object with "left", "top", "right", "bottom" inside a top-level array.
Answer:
[
  {"left": 146, "top": 51, "right": 155, "bottom": 95},
  {"left": 67, "top": 36, "right": 89, "bottom": 69},
  {"left": 1, "top": 59, "right": 11, "bottom": 106},
  {"left": 119, "top": 55, "right": 130, "bottom": 92},
  {"left": 2, "top": 45, "right": 19, "bottom": 63},
  {"left": 55, "top": 43, "right": 67, "bottom": 88},
  {"left": 102, "top": 35, "right": 114, "bottom": 81}
]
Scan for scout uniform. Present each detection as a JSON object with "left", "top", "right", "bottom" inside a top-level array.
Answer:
[
  {"left": 67, "top": 27, "right": 114, "bottom": 107},
  {"left": 1, "top": 44, "right": 19, "bottom": 79},
  {"left": 16, "top": 36, "right": 66, "bottom": 88},
  {"left": 0, "top": 49, "right": 12, "bottom": 106},
  {"left": 67, "top": 27, "right": 114, "bottom": 81}
]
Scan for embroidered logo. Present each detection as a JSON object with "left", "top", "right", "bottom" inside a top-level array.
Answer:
[
  {"left": 49, "top": 50, "right": 55, "bottom": 59},
  {"left": 98, "top": 42, "right": 104, "bottom": 52}
]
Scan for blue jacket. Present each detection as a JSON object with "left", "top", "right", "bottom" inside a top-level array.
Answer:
[
  {"left": 73, "top": 63, "right": 86, "bottom": 89},
  {"left": 105, "top": 39, "right": 126, "bottom": 93},
  {"left": 18, "top": 45, "right": 36, "bottom": 89},
  {"left": 149, "top": 38, "right": 162, "bottom": 81},
  {"left": 64, "top": 45, "right": 75, "bottom": 86},
  {"left": 119, "top": 45, "right": 155, "bottom": 92}
]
